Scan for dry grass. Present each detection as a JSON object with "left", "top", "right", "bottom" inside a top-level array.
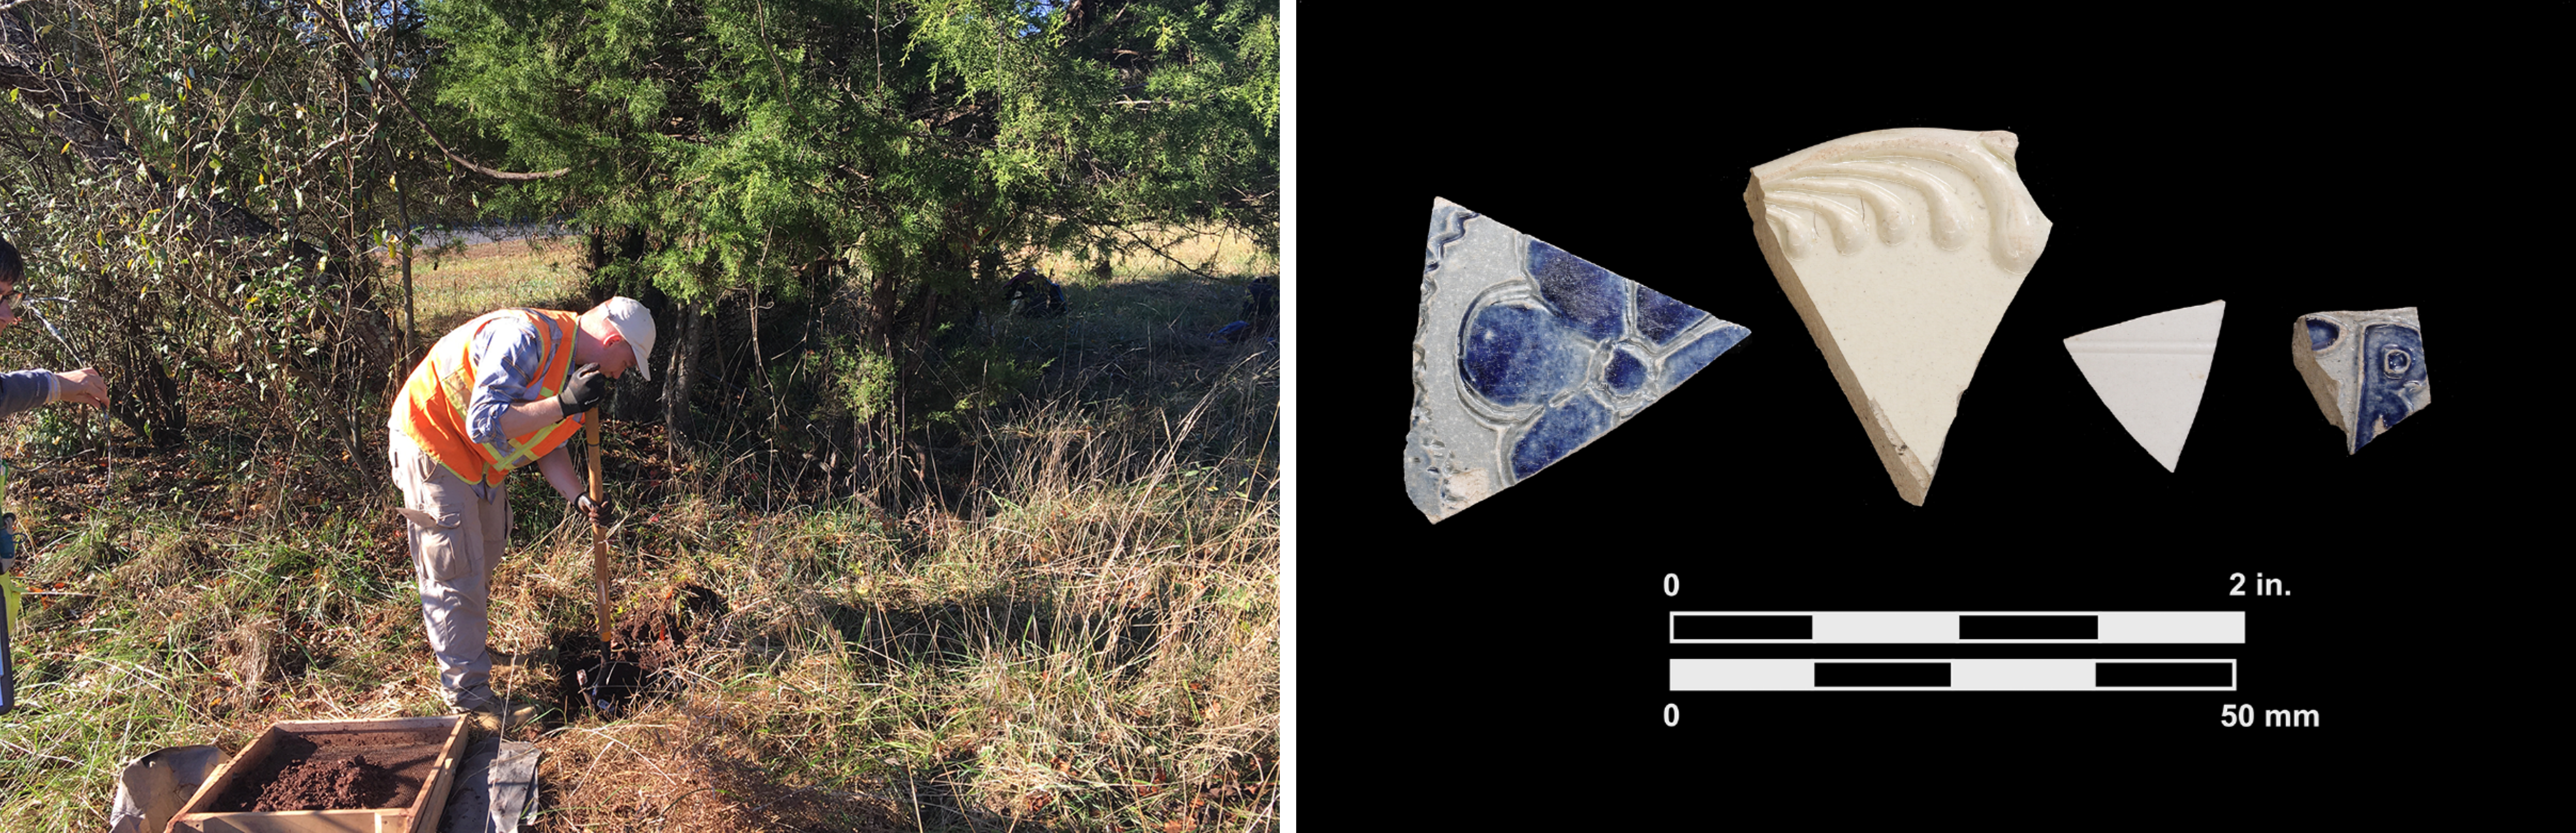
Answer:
[
  {"left": 485, "top": 437, "right": 1279, "bottom": 831},
  {"left": 1025, "top": 225, "right": 1278, "bottom": 288},
  {"left": 483, "top": 261, "right": 1283, "bottom": 830},
  {"left": 0, "top": 412, "right": 1278, "bottom": 831},
  {"left": 0, "top": 225, "right": 1279, "bottom": 832},
  {"left": 383, "top": 236, "right": 590, "bottom": 337}
]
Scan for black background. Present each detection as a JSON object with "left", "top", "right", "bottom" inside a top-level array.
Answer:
[{"left": 1297, "top": 38, "right": 2542, "bottom": 815}]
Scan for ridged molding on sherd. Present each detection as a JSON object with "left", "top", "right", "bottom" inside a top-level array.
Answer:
[
  {"left": 2063, "top": 301, "right": 2226, "bottom": 473},
  {"left": 1745, "top": 128, "right": 2052, "bottom": 506},
  {"left": 2291, "top": 307, "right": 2429, "bottom": 454}
]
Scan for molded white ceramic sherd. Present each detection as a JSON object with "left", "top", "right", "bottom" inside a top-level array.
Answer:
[
  {"left": 2063, "top": 301, "right": 2226, "bottom": 472},
  {"left": 1744, "top": 128, "right": 2052, "bottom": 506}
]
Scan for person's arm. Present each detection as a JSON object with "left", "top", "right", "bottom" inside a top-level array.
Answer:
[
  {"left": 497, "top": 397, "right": 569, "bottom": 438},
  {"left": 533, "top": 443, "right": 608, "bottom": 522},
  {"left": 0, "top": 368, "right": 98, "bottom": 416},
  {"left": 465, "top": 319, "right": 557, "bottom": 444},
  {"left": 52, "top": 369, "right": 107, "bottom": 406},
  {"left": 0, "top": 369, "right": 54, "bottom": 417},
  {"left": 534, "top": 443, "right": 586, "bottom": 505}
]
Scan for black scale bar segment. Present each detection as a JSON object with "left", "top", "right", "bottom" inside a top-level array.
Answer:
[
  {"left": 1958, "top": 614, "right": 2099, "bottom": 640},
  {"left": 1814, "top": 662, "right": 1951, "bottom": 687},
  {"left": 1672, "top": 614, "right": 1811, "bottom": 641}
]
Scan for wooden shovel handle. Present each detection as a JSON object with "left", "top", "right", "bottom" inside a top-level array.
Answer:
[{"left": 588, "top": 417, "right": 613, "bottom": 645}]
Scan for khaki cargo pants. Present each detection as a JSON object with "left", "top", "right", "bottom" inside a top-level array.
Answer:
[{"left": 389, "top": 430, "right": 509, "bottom": 712}]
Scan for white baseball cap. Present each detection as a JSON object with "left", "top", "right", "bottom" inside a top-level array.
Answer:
[{"left": 599, "top": 296, "right": 657, "bottom": 381}]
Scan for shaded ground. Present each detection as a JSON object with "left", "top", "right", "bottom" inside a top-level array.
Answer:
[{"left": 549, "top": 585, "right": 709, "bottom": 722}]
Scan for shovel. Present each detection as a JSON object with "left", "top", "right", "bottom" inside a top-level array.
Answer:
[
  {"left": 586, "top": 417, "right": 614, "bottom": 648},
  {"left": 2, "top": 461, "right": 22, "bottom": 715},
  {"left": 577, "top": 417, "right": 644, "bottom": 718},
  {"left": 1, "top": 511, "right": 18, "bottom": 716}
]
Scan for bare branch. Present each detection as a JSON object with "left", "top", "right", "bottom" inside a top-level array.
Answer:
[
  {"left": 2, "top": 5, "right": 326, "bottom": 268},
  {"left": 307, "top": 0, "right": 567, "bottom": 182},
  {"left": 1116, "top": 224, "right": 1225, "bottom": 283}
]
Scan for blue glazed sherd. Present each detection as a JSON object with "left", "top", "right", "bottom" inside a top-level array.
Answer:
[
  {"left": 1603, "top": 347, "right": 1649, "bottom": 395},
  {"left": 1513, "top": 392, "right": 1614, "bottom": 479},
  {"left": 2292, "top": 308, "right": 2430, "bottom": 454},
  {"left": 1454, "top": 240, "right": 1749, "bottom": 483},
  {"left": 1461, "top": 304, "right": 1587, "bottom": 406},
  {"left": 1635, "top": 284, "right": 1707, "bottom": 346},
  {"left": 1407, "top": 198, "right": 1752, "bottom": 522},
  {"left": 2304, "top": 318, "right": 2340, "bottom": 352},
  {"left": 2353, "top": 322, "right": 2427, "bottom": 450},
  {"left": 1529, "top": 241, "right": 1627, "bottom": 342}
]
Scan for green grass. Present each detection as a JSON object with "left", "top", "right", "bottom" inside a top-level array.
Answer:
[{"left": 0, "top": 227, "right": 1279, "bottom": 831}]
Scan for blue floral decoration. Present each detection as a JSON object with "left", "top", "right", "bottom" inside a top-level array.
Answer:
[{"left": 1456, "top": 239, "right": 1748, "bottom": 483}]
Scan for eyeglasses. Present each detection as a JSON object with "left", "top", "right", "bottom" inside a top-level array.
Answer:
[{"left": 0, "top": 291, "right": 19, "bottom": 315}]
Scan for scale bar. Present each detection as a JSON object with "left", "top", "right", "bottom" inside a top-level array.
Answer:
[
  {"left": 1959, "top": 614, "right": 2095, "bottom": 640},
  {"left": 1669, "top": 659, "right": 2238, "bottom": 690},
  {"left": 1814, "top": 662, "right": 1950, "bottom": 688},
  {"left": 1668, "top": 612, "right": 2244, "bottom": 643},
  {"left": 1669, "top": 614, "right": 1810, "bottom": 640}
]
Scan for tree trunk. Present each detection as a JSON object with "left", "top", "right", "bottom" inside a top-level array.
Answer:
[
  {"left": 393, "top": 157, "right": 416, "bottom": 359},
  {"left": 589, "top": 226, "right": 666, "bottom": 424},
  {"left": 851, "top": 250, "right": 904, "bottom": 506},
  {"left": 584, "top": 225, "right": 647, "bottom": 301},
  {"left": 662, "top": 299, "right": 708, "bottom": 460},
  {"left": 904, "top": 284, "right": 940, "bottom": 502},
  {"left": 104, "top": 308, "right": 184, "bottom": 445}
]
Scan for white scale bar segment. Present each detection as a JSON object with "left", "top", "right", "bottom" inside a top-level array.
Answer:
[
  {"left": 1668, "top": 658, "right": 1811, "bottom": 690},
  {"left": 1669, "top": 611, "right": 2245, "bottom": 643},
  {"left": 1815, "top": 612, "right": 1957, "bottom": 641},
  {"left": 1668, "top": 659, "right": 2238, "bottom": 690},
  {"left": 1952, "top": 659, "right": 2098, "bottom": 690},
  {"left": 2098, "top": 613, "right": 2244, "bottom": 643}
]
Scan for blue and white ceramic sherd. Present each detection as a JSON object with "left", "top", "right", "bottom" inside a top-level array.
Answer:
[
  {"left": 2291, "top": 307, "right": 2430, "bottom": 454},
  {"left": 1404, "top": 197, "right": 1748, "bottom": 522}
]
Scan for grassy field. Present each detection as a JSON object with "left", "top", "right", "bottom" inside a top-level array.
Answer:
[
  {"left": 387, "top": 236, "right": 593, "bottom": 336},
  {"left": 0, "top": 230, "right": 1280, "bottom": 831},
  {"left": 378, "top": 227, "right": 1275, "bottom": 348}
]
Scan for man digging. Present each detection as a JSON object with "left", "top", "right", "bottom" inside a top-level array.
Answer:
[{"left": 389, "top": 298, "right": 654, "bottom": 735}]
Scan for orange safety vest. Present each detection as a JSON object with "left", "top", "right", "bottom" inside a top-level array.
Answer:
[{"left": 397, "top": 308, "right": 588, "bottom": 486}]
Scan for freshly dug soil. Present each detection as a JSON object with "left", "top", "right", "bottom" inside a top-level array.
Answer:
[
  {"left": 554, "top": 588, "right": 703, "bottom": 719},
  {"left": 252, "top": 753, "right": 397, "bottom": 812},
  {"left": 210, "top": 729, "right": 447, "bottom": 813},
  {"left": 555, "top": 632, "right": 648, "bottom": 719}
]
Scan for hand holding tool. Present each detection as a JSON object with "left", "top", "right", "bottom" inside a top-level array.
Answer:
[
  {"left": 586, "top": 418, "right": 614, "bottom": 647},
  {"left": 558, "top": 364, "right": 609, "bottom": 417}
]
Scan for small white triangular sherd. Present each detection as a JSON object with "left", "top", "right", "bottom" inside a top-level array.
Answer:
[
  {"left": 2062, "top": 301, "right": 2226, "bottom": 472},
  {"left": 1745, "top": 128, "right": 2052, "bottom": 505}
]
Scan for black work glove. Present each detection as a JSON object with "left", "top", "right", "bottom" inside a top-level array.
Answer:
[
  {"left": 574, "top": 493, "right": 614, "bottom": 525},
  {"left": 557, "top": 363, "right": 610, "bottom": 416}
]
